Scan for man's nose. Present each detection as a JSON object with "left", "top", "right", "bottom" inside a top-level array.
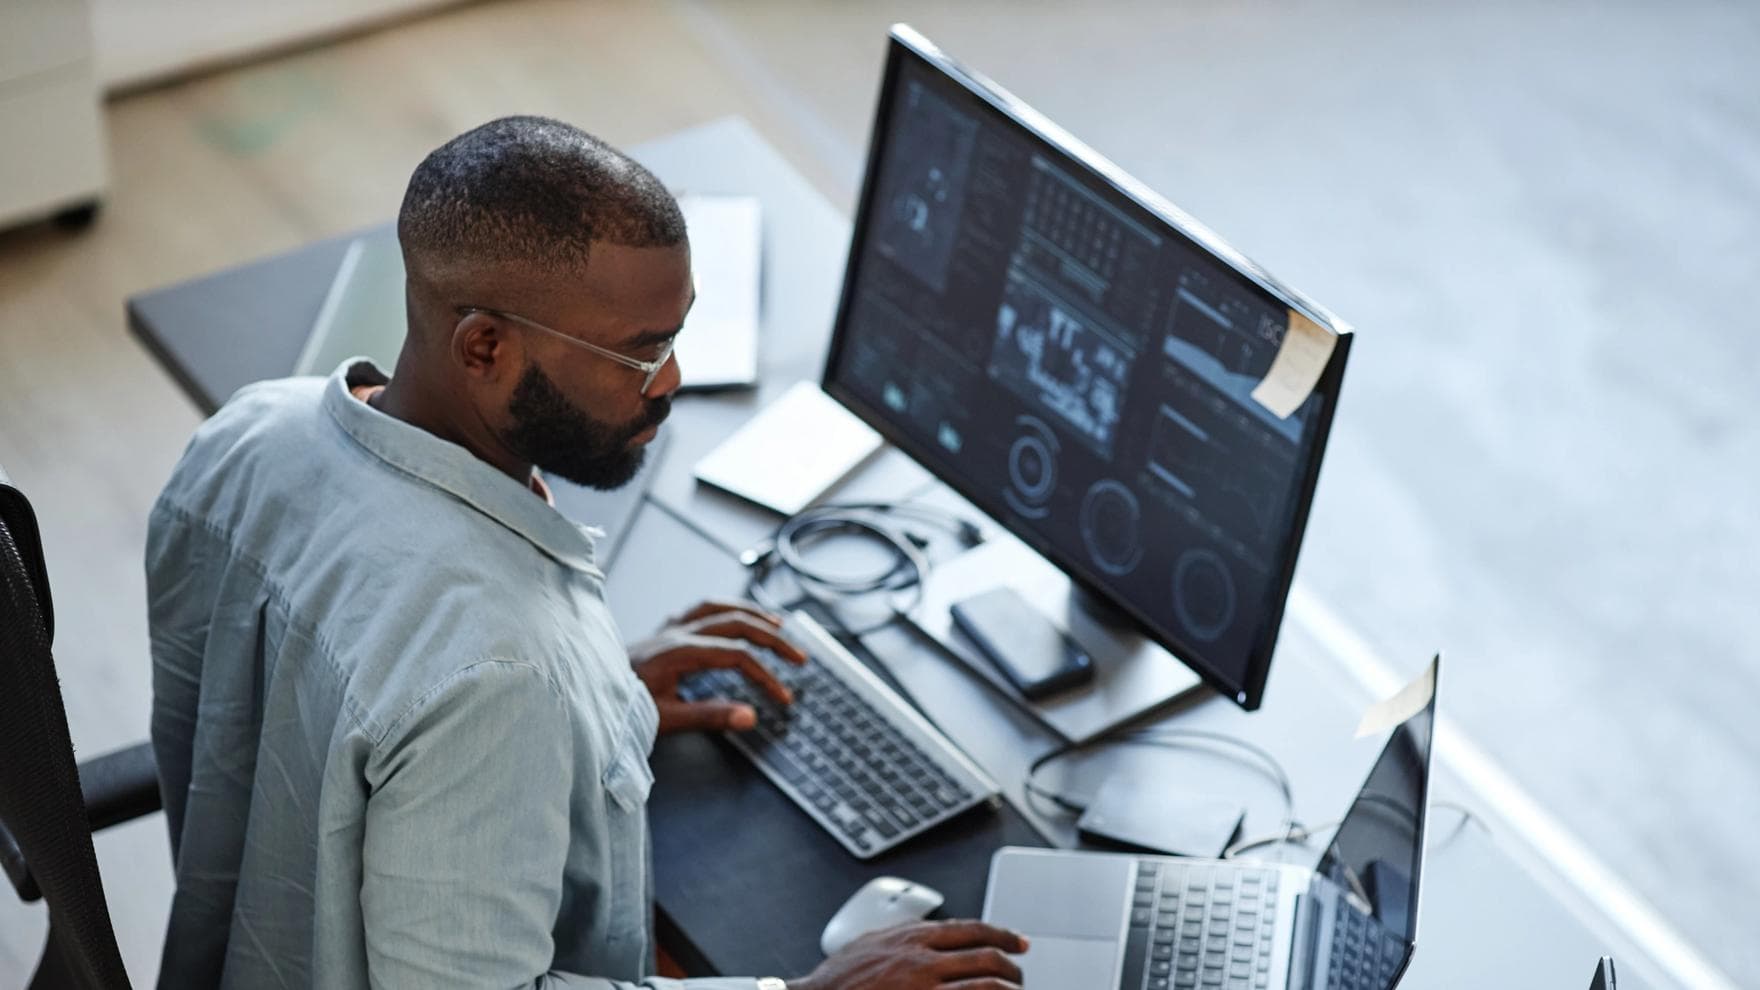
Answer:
[{"left": 644, "top": 350, "right": 682, "bottom": 399}]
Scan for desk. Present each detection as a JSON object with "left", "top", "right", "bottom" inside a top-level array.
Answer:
[{"left": 129, "top": 117, "right": 1669, "bottom": 989}]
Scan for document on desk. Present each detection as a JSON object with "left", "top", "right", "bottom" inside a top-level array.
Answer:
[
  {"left": 675, "top": 195, "right": 762, "bottom": 391},
  {"left": 693, "top": 381, "right": 882, "bottom": 516},
  {"left": 293, "top": 235, "right": 407, "bottom": 377}
]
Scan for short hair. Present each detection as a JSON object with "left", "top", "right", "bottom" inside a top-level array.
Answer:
[{"left": 397, "top": 115, "right": 685, "bottom": 273}]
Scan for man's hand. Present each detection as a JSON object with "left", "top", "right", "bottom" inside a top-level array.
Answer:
[
  {"left": 787, "top": 920, "right": 1029, "bottom": 990},
  {"left": 629, "top": 599, "right": 808, "bottom": 735}
]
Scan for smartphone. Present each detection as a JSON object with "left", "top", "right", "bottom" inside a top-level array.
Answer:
[{"left": 949, "top": 587, "right": 1095, "bottom": 701}]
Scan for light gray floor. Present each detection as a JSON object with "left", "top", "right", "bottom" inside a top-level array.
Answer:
[{"left": 2, "top": 1, "right": 1755, "bottom": 985}]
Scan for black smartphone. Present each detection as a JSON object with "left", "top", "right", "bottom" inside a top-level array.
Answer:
[{"left": 949, "top": 587, "right": 1095, "bottom": 701}]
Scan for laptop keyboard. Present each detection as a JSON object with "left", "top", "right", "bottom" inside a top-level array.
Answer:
[
  {"left": 1122, "top": 860, "right": 1280, "bottom": 990},
  {"left": 1325, "top": 901, "right": 1406, "bottom": 989},
  {"left": 675, "top": 612, "right": 998, "bottom": 859}
]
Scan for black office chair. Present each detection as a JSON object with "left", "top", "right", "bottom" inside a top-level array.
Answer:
[{"left": 1, "top": 464, "right": 163, "bottom": 989}]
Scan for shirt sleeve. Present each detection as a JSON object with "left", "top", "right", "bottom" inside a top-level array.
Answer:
[{"left": 360, "top": 658, "right": 762, "bottom": 990}]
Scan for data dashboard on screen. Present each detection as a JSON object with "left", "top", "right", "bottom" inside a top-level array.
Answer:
[{"left": 822, "top": 27, "right": 1352, "bottom": 709}]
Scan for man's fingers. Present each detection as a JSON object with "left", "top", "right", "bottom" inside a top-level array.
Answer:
[
  {"left": 915, "top": 920, "right": 1030, "bottom": 953},
  {"left": 657, "top": 698, "right": 757, "bottom": 734},
  {"left": 683, "top": 613, "right": 808, "bottom": 664},
  {"left": 934, "top": 947, "right": 1024, "bottom": 984},
  {"left": 653, "top": 638, "right": 794, "bottom": 705},
  {"left": 672, "top": 598, "right": 785, "bottom": 629}
]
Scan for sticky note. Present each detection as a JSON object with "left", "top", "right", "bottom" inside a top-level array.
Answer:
[
  {"left": 1250, "top": 309, "right": 1338, "bottom": 419},
  {"left": 1354, "top": 657, "right": 1438, "bottom": 738}
]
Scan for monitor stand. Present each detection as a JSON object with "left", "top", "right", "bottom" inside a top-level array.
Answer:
[{"left": 904, "top": 532, "right": 1206, "bottom": 744}]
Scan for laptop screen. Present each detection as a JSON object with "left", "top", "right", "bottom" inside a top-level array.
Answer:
[{"left": 1313, "top": 658, "right": 1439, "bottom": 955}]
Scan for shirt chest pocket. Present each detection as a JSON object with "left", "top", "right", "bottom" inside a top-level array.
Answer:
[
  {"left": 600, "top": 684, "right": 658, "bottom": 813},
  {"left": 600, "top": 733, "right": 654, "bottom": 813},
  {"left": 594, "top": 698, "right": 658, "bottom": 961}
]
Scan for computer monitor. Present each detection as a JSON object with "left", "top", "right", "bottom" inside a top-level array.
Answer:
[{"left": 820, "top": 25, "right": 1353, "bottom": 710}]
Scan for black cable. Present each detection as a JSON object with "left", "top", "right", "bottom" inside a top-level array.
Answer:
[
  {"left": 1224, "top": 797, "right": 1488, "bottom": 860},
  {"left": 1022, "top": 726, "right": 1300, "bottom": 847},
  {"left": 742, "top": 500, "right": 983, "bottom": 637}
]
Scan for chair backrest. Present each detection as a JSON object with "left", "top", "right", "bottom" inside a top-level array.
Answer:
[{"left": 0, "top": 464, "right": 131, "bottom": 988}]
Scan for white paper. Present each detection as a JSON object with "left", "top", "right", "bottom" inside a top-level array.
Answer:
[
  {"left": 1354, "top": 656, "right": 1438, "bottom": 738},
  {"left": 1250, "top": 308, "right": 1338, "bottom": 419}
]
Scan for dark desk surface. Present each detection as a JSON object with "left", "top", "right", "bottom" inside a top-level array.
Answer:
[{"left": 128, "top": 116, "right": 1666, "bottom": 989}]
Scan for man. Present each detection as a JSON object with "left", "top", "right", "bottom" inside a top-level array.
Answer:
[{"left": 147, "top": 116, "right": 1027, "bottom": 989}]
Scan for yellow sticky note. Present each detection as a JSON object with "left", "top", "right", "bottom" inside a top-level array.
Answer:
[
  {"left": 1355, "top": 657, "right": 1438, "bottom": 738},
  {"left": 1250, "top": 309, "right": 1338, "bottom": 419}
]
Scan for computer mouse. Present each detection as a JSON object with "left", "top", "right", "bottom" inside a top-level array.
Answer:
[{"left": 819, "top": 876, "right": 946, "bottom": 955}]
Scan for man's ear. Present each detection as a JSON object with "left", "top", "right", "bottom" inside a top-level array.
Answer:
[{"left": 452, "top": 310, "right": 518, "bottom": 381}]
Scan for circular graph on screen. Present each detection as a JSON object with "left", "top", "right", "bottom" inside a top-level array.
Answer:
[
  {"left": 1003, "top": 415, "right": 1058, "bottom": 520},
  {"left": 1173, "top": 548, "right": 1236, "bottom": 643},
  {"left": 1080, "top": 479, "right": 1144, "bottom": 576}
]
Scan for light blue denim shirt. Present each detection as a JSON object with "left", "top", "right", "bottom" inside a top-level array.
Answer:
[{"left": 147, "top": 361, "right": 759, "bottom": 990}]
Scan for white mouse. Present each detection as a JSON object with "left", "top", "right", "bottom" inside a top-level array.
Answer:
[{"left": 819, "top": 876, "right": 946, "bottom": 955}]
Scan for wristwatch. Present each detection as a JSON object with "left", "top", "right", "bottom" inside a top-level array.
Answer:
[{"left": 755, "top": 980, "right": 787, "bottom": 990}]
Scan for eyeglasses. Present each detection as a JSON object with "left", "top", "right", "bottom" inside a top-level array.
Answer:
[{"left": 459, "top": 306, "right": 677, "bottom": 393}]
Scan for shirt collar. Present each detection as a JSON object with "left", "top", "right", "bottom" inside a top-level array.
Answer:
[{"left": 323, "top": 360, "right": 602, "bottom": 576}]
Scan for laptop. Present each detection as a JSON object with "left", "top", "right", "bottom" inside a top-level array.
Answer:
[{"left": 985, "top": 656, "right": 1440, "bottom": 990}]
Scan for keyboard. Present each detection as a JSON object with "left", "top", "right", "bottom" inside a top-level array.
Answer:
[
  {"left": 1122, "top": 860, "right": 1280, "bottom": 990},
  {"left": 1324, "top": 899, "right": 1406, "bottom": 989},
  {"left": 676, "top": 611, "right": 1000, "bottom": 859}
]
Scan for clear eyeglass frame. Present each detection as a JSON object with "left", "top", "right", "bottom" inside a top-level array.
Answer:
[{"left": 458, "top": 306, "right": 677, "bottom": 392}]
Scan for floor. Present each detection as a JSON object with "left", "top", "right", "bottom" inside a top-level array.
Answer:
[{"left": 1, "top": 1, "right": 1755, "bottom": 985}]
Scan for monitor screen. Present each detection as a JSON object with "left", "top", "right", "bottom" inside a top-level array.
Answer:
[{"left": 822, "top": 26, "right": 1352, "bottom": 709}]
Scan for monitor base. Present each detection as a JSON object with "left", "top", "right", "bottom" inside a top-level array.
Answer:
[{"left": 904, "top": 534, "right": 1206, "bottom": 744}]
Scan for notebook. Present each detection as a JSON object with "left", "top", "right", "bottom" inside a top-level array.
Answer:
[
  {"left": 674, "top": 194, "right": 762, "bottom": 391},
  {"left": 295, "top": 196, "right": 761, "bottom": 390},
  {"left": 693, "top": 381, "right": 883, "bottom": 515},
  {"left": 293, "top": 235, "right": 406, "bottom": 376}
]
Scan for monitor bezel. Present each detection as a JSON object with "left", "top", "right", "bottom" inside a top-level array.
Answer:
[{"left": 820, "top": 24, "right": 1354, "bottom": 710}]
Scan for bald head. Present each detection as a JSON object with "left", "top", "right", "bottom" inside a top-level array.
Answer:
[{"left": 397, "top": 115, "right": 686, "bottom": 289}]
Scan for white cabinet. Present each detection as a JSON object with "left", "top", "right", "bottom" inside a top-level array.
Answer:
[{"left": 0, "top": 0, "right": 107, "bottom": 230}]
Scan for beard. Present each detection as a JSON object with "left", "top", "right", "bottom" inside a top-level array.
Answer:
[{"left": 500, "top": 361, "right": 669, "bottom": 491}]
